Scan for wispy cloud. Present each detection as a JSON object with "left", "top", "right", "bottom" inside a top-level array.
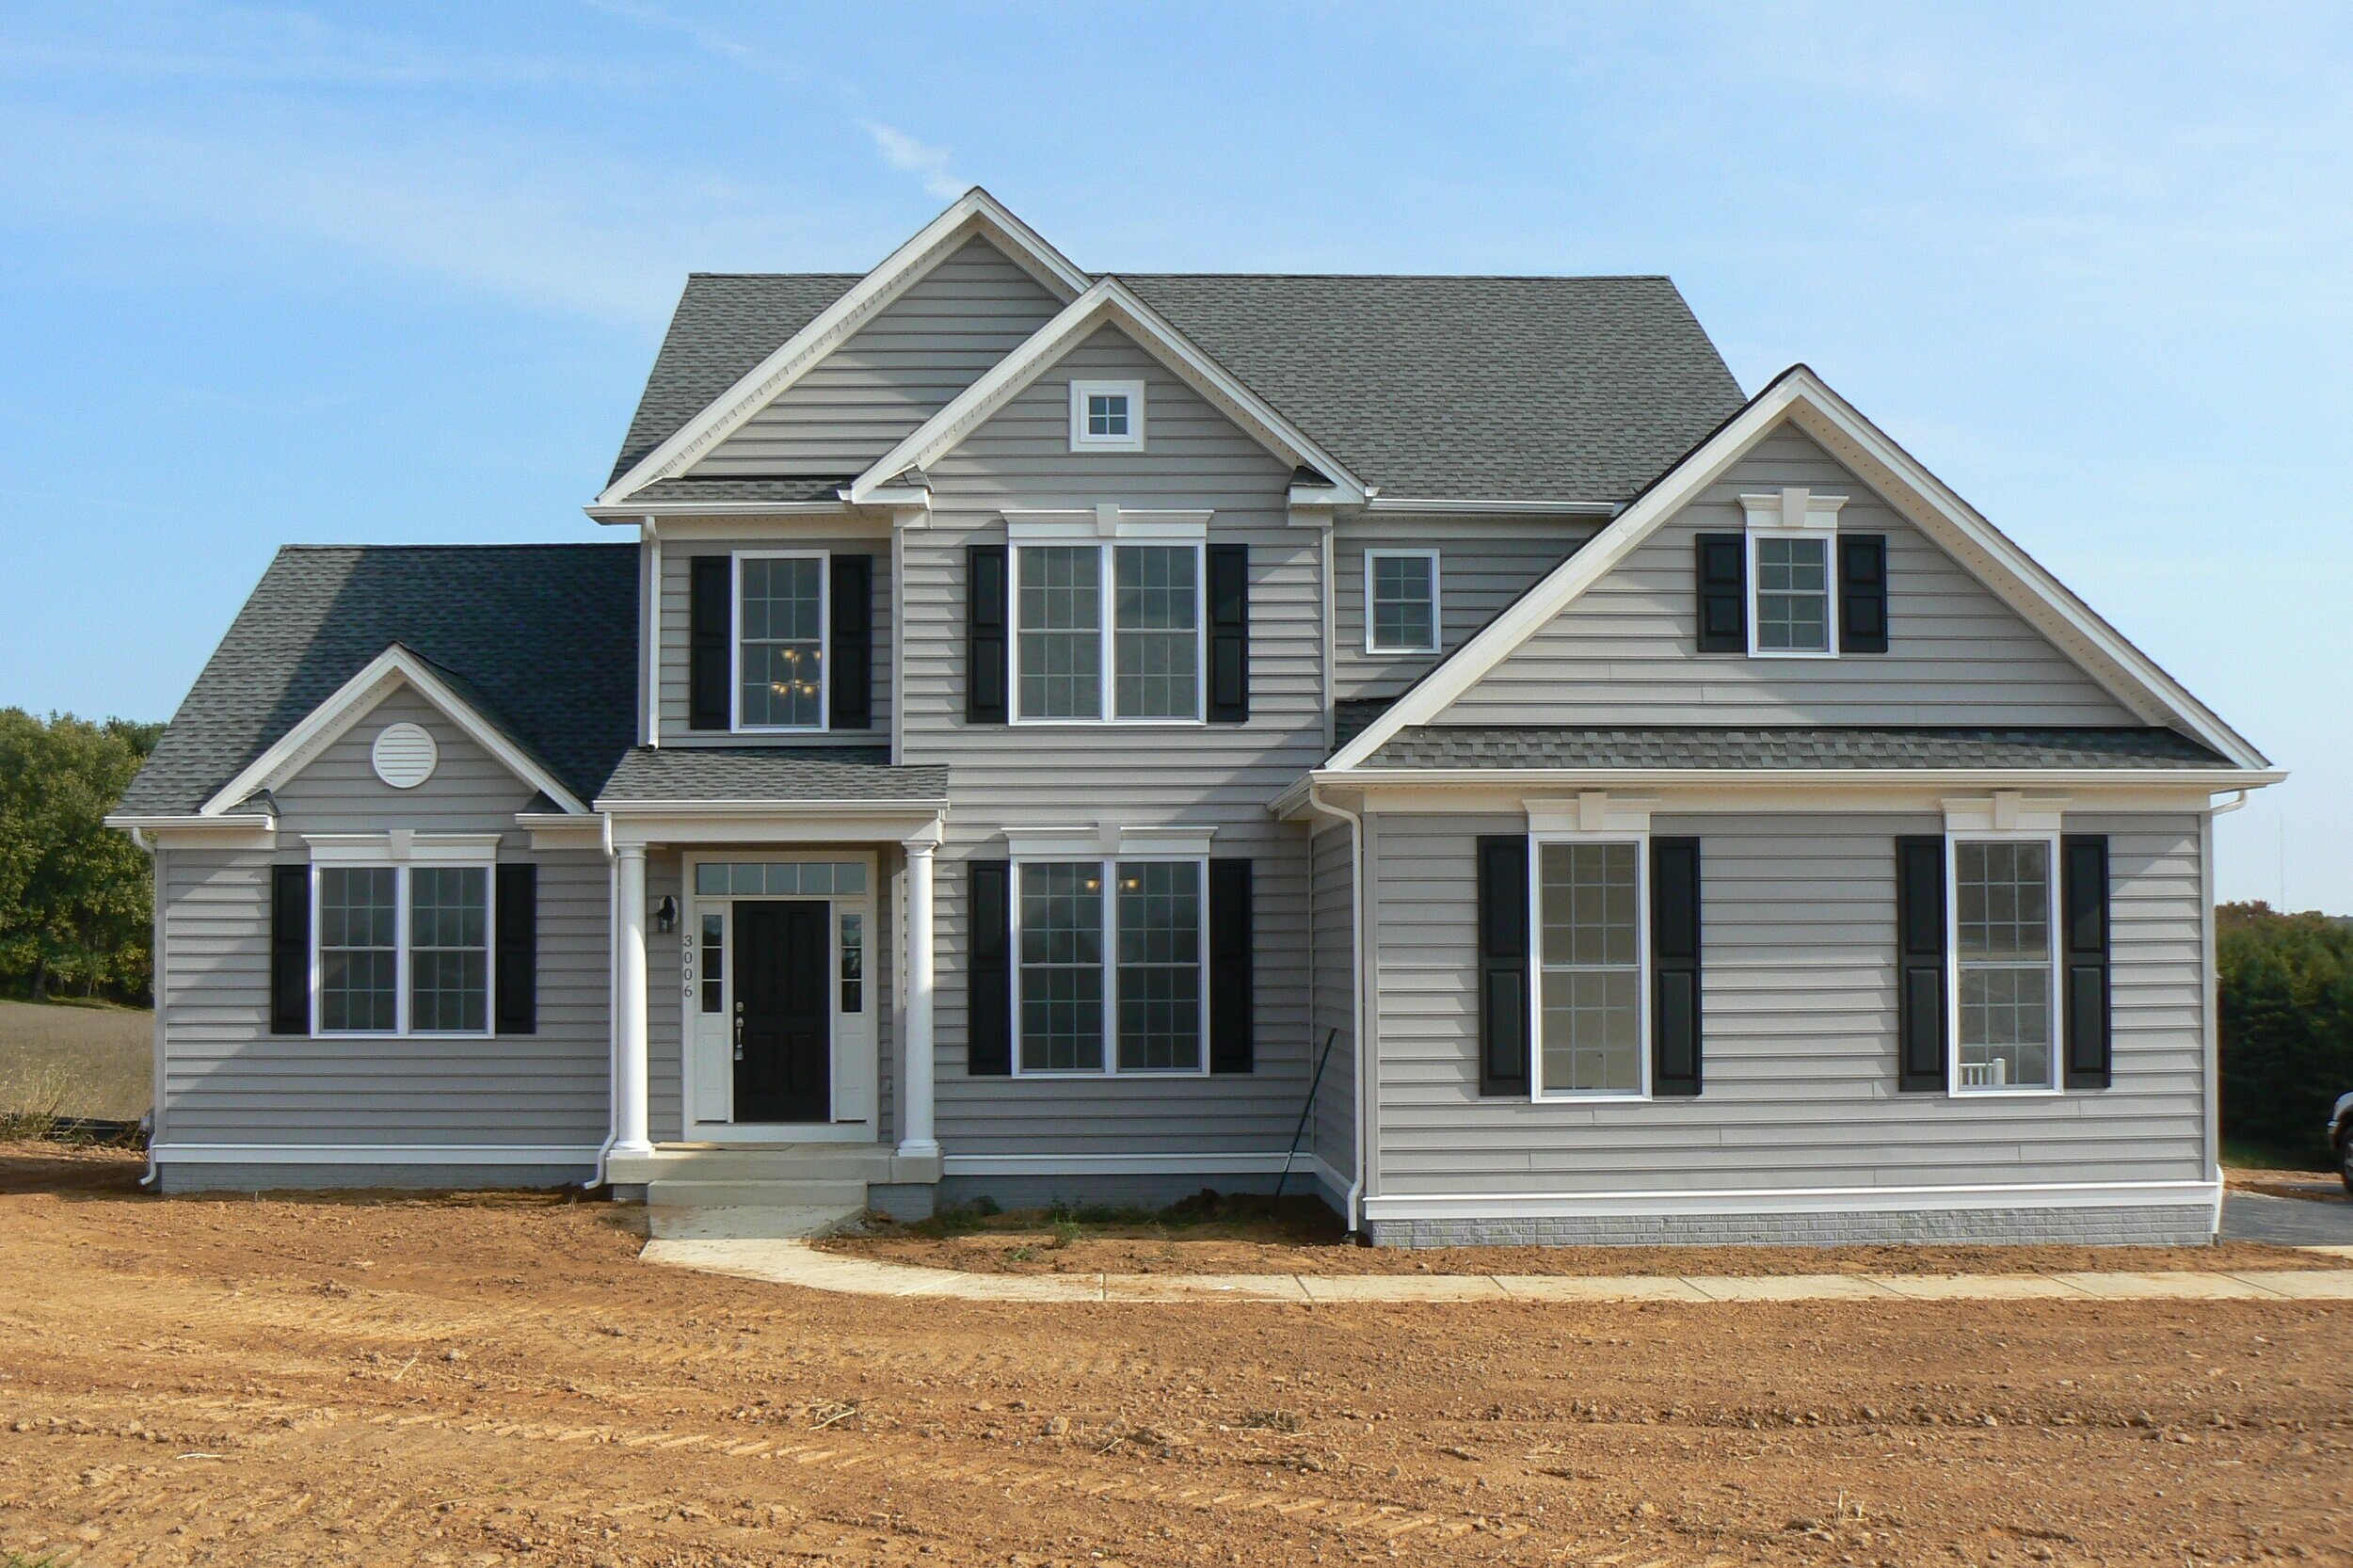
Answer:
[{"left": 861, "top": 120, "right": 967, "bottom": 200}]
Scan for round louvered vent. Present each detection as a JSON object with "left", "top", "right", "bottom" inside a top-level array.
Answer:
[{"left": 371, "top": 722, "right": 439, "bottom": 790}]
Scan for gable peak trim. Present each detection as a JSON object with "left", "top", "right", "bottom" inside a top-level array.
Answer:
[
  {"left": 1323, "top": 365, "right": 2267, "bottom": 774},
  {"left": 595, "top": 187, "right": 1090, "bottom": 508},
  {"left": 197, "top": 645, "right": 591, "bottom": 817}
]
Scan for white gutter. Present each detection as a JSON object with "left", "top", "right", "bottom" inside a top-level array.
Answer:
[
  {"left": 128, "top": 826, "right": 164, "bottom": 1190},
  {"left": 1306, "top": 784, "right": 1369, "bottom": 1235}
]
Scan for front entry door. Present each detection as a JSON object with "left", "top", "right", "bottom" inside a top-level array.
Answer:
[{"left": 733, "top": 901, "right": 830, "bottom": 1123}]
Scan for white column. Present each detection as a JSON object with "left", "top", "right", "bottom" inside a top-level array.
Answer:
[
  {"left": 898, "top": 829, "right": 940, "bottom": 1159},
  {"left": 612, "top": 843, "right": 653, "bottom": 1159}
]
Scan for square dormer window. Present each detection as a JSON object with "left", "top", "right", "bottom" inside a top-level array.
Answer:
[{"left": 1070, "top": 379, "right": 1145, "bottom": 452}]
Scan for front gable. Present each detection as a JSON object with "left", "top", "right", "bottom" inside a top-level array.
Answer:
[
  {"left": 268, "top": 683, "right": 539, "bottom": 828},
  {"left": 1436, "top": 420, "right": 2137, "bottom": 728},
  {"left": 683, "top": 236, "right": 1064, "bottom": 482}
]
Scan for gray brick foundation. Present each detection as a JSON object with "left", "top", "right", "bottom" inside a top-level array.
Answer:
[{"left": 1365, "top": 1204, "right": 2216, "bottom": 1249}]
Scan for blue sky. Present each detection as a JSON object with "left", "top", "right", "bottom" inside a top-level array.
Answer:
[{"left": 1, "top": 3, "right": 2345, "bottom": 906}]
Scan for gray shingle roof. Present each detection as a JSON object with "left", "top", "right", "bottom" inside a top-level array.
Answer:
[
  {"left": 1361, "top": 727, "right": 2229, "bottom": 771},
  {"left": 119, "top": 545, "right": 640, "bottom": 816},
  {"left": 609, "top": 270, "right": 1743, "bottom": 504},
  {"left": 597, "top": 746, "right": 950, "bottom": 805},
  {"left": 624, "top": 476, "right": 848, "bottom": 504}
]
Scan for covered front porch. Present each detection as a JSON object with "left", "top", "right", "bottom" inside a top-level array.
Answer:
[{"left": 593, "top": 747, "right": 950, "bottom": 1215}]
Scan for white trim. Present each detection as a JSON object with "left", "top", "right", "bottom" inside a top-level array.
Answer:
[
  {"left": 1946, "top": 830, "right": 2064, "bottom": 1096},
  {"left": 642, "top": 521, "right": 662, "bottom": 747},
  {"left": 198, "top": 646, "right": 590, "bottom": 816},
  {"left": 1009, "top": 539, "right": 1207, "bottom": 726},
  {"left": 1359, "top": 1177, "right": 2222, "bottom": 1223},
  {"left": 104, "top": 815, "right": 276, "bottom": 849},
  {"left": 849, "top": 277, "right": 1367, "bottom": 505},
  {"left": 1942, "top": 790, "right": 2068, "bottom": 835},
  {"left": 1363, "top": 547, "right": 1441, "bottom": 655},
  {"left": 595, "top": 188, "right": 1089, "bottom": 506},
  {"left": 519, "top": 813, "right": 605, "bottom": 850},
  {"left": 1002, "top": 505, "right": 1212, "bottom": 542},
  {"left": 1524, "top": 791, "right": 1657, "bottom": 836},
  {"left": 586, "top": 500, "right": 856, "bottom": 522},
  {"left": 1364, "top": 497, "right": 1617, "bottom": 517},
  {"left": 303, "top": 831, "right": 503, "bottom": 864},
  {"left": 601, "top": 809, "right": 947, "bottom": 850},
  {"left": 941, "top": 1151, "right": 1300, "bottom": 1176},
  {"left": 310, "top": 853, "right": 496, "bottom": 1041},
  {"left": 1326, "top": 367, "right": 2271, "bottom": 774},
  {"left": 1528, "top": 826, "right": 1652, "bottom": 1104},
  {"left": 1744, "top": 514, "right": 1840, "bottom": 660},
  {"left": 730, "top": 549, "right": 832, "bottom": 734},
  {"left": 1069, "top": 378, "right": 1145, "bottom": 452},
  {"left": 152, "top": 1143, "right": 601, "bottom": 1166},
  {"left": 1008, "top": 852, "right": 1209, "bottom": 1080},
  {"left": 1001, "top": 824, "right": 1218, "bottom": 858}
]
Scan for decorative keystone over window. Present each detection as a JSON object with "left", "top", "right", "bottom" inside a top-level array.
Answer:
[
  {"left": 1737, "top": 488, "right": 1849, "bottom": 658},
  {"left": 1069, "top": 379, "right": 1145, "bottom": 452}
]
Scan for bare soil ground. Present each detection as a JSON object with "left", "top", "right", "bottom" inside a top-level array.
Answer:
[
  {"left": 0, "top": 999, "right": 151, "bottom": 1124},
  {"left": 3, "top": 1145, "right": 2350, "bottom": 1567},
  {"left": 822, "top": 1194, "right": 2353, "bottom": 1278}
]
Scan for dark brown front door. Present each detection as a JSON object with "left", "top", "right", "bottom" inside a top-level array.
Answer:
[{"left": 733, "top": 901, "right": 830, "bottom": 1123}]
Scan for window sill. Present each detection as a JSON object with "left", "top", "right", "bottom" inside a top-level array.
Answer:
[
  {"left": 1533, "top": 1092, "right": 1653, "bottom": 1106},
  {"left": 1949, "top": 1085, "right": 2065, "bottom": 1098},
  {"left": 312, "top": 1031, "right": 496, "bottom": 1042}
]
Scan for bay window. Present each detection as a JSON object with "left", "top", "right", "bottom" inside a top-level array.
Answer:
[{"left": 1016, "top": 857, "right": 1205, "bottom": 1075}]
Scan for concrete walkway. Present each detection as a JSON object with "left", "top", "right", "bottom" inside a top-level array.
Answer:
[{"left": 640, "top": 1235, "right": 2353, "bottom": 1304}]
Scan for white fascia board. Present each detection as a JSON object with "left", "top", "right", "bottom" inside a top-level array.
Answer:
[
  {"left": 198, "top": 646, "right": 590, "bottom": 817},
  {"left": 1327, "top": 766, "right": 2282, "bottom": 792},
  {"left": 104, "top": 814, "right": 278, "bottom": 849},
  {"left": 1326, "top": 367, "right": 2272, "bottom": 773},
  {"left": 595, "top": 189, "right": 1089, "bottom": 508},
  {"left": 848, "top": 279, "right": 1369, "bottom": 505}
]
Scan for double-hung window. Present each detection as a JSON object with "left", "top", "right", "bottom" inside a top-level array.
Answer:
[
  {"left": 1365, "top": 549, "right": 1440, "bottom": 653},
  {"left": 317, "top": 860, "right": 492, "bottom": 1036},
  {"left": 1015, "top": 857, "right": 1204, "bottom": 1075},
  {"left": 1533, "top": 839, "right": 1646, "bottom": 1098},
  {"left": 735, "top": 551, "right": 827, "bottom": 730},
  {"left": 1753, "top": 536, "right": 1832, "bottom": 653},
  {"left": 1014, "top": 543, "right": 1202, "bottom": 721},
  {"left": 1952, "top": 839, "right": 2058, "bottom": 1092}
]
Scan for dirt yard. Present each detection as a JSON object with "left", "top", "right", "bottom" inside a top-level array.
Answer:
[
  {"left": 0, "top": 999, "right": 151, "bottom": 1124},
  {"left": 2, "top": 1144, "right": 2350, "bottom": 1567}
]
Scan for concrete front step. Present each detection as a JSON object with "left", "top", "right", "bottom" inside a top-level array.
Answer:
[
  {"left": 609, "top": 1144, "right": 939, "bottom": 1188},
  {"left": 648, "top": 1177, "right": 869, "bottom": 1209}
]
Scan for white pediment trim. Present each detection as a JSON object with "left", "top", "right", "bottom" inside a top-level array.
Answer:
[
  {"left": 847, "top": 278, "right": 1369, "bottom": 505},
  {"left": 594, "top": 187, "right": 1091, "bottom": 507},
  {"left": 1324, "top": 365, "right": 2269, "bottom": 774},
  {"left": 198, "top": 646, "right": 589, "bottom": 817}
]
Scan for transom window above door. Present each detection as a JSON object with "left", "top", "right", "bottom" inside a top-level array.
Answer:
[
  {"left": 736, "top": 552, "right": 826, "bottom": 729},
  {"left": 1068, "top": 379, "right": 1145, "bottom": 451},
  {"left": 1015, "top": 543, "right": 1202, "bottom": 722}
]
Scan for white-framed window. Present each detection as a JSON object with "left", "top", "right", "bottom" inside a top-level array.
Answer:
[
  {"left": 734, "top": 550, "right": 828, "bottom": 731},
  {"left": 315, "top": 858, "right": 494, "bottom": 1038},
  {"left": 1013, "top": 542, "right": 1204, "bottom": 723},
  {"left": 1365, "top": 548, "right": 1440, "bottom": 654},
  {"left": 1750, "top": 532, "right": 1834, "bottom": 656},
  {"left": 1950, "top": 836, "right": 2060, "bottom": 1094},
  {"left": 1531, "top": 834, "right": 1648, "bottom": 1100},
  {"left": 1069, "top": 379, "right": 1145, "bottom": 452},
  {"left": 1012, "top": 856, "right": 1206, "bottom": 1076}
]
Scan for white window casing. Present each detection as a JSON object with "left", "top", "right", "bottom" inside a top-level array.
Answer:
[
  {"left": 1529, "top": 825, "right": 1651, "bottom": 1103},
  {"left": 732, "top": 549, "right": 830, "bottom": 733},
  {"left": 1008, "top": 842, "right": 1209, "bottom": 1079},
  {"left": 1069, "top": 378, "right": 1146, "bottom": 452},
  {"left": 1365, "top": 548, "right": 1441, "bottom": 654},
  {"left": 1947, "top": 833, "right": 2063, "bottom": 1096},
  {"left": 1010, "top": 539, "right": 1206, "bottom": 725},
  {"left": 306, "top": 833, "right": 500, "bottom": 1040},
  {"left": 1739, "top": 488, "right": 1848, "bottom": 660}
]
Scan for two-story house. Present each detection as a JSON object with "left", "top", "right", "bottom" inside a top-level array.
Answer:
[{"left": 111, "top": 190, "right": 2279, "bottom": 1245}]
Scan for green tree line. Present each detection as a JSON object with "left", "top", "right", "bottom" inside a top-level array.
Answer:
[
  {"left": 0, "top": 710, "right": 161, "bottom": 1004},
  {"left": 2217, "top": 901, "right": 2353, "bottom": 1162}
]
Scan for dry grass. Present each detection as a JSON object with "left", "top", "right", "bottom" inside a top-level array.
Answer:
[{"left": 0, "top": 998, "right": 151, "bottom": 1127}]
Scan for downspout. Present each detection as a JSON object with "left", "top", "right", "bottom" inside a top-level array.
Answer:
[
  {"left": 132, "top": 828, "right": 164, "bottom": 1190},
  {"left": 1307, "top": 784, "right": 1368, "bottom": 1234},
  {"left": 586, "top": 811, "right": 619, "bottom": 1190}
]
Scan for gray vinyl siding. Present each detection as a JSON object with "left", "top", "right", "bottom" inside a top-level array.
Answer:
[
  {"left": 157, "top": 689, "right": 610, "bottom": 1155},
  {"left": 656, "top": 535, "right": 894, "bottom": 745},
  {"left": 1309, "top": 820, "right": 1357, "bottom": 1194},
  {"left": 904, "top": 325, "right": 1323, "bottom": 1159},
  {"left": 1367, "top": 808, "right": 2206, "bottom": 1196},
  {"left": 1439, "top": 424, "right": 2140, "bottom": 727},
  {"left": 687, "top": 238, "right": 1063, "bottom": 478},
  {"left": 1334, "top": 520, "right": 1591, "bottom": 701}
]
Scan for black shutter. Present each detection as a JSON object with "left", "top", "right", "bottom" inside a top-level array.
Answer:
[
  {"left": 967, "top": 544, "right": 1008, "bottom": 725},
  {"left": 1695, "top": 533, "right": 1746, "bottom": 652},
  {"left": 828, "top": 554, "right": 873, "bottom": 730},
  {"left": 1207, "top": 543, "right": 1250, "bottom": 723},
  {"left": 494, "top": 862, "right": 537, "bottom": 1035},
  {"left": 968, "top": 858, "right": 1012, "bottom": 1074},
  {"left": 1477, "top": 835, "right": 1529, "bottom": 1096},
  {"left": 689, "top": 555, "right": 731, "bottom": 730},
  {"left": 1896, "top": 836, "right": 1949, "bottom": 1092},
  {"left": 1651, "top": 838, "right": 1703, "bottom": 1096},
  {"left": 2062, "top": 835, "right": 2112, "bottom": 1089},
  {"left": 269, "top": 863, "right": 311, "bottom": 1035},
  {"left": 1839, "top": 534, "right": 1890, "bottom": 653},
  {"left": 1209, "top": 858, "right": 1254, "bottom": 1072}
]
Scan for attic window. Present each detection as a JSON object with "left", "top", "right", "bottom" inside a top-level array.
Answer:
[{"left": 1070, "top": 380, "right": 1144, "bottom": 452}]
